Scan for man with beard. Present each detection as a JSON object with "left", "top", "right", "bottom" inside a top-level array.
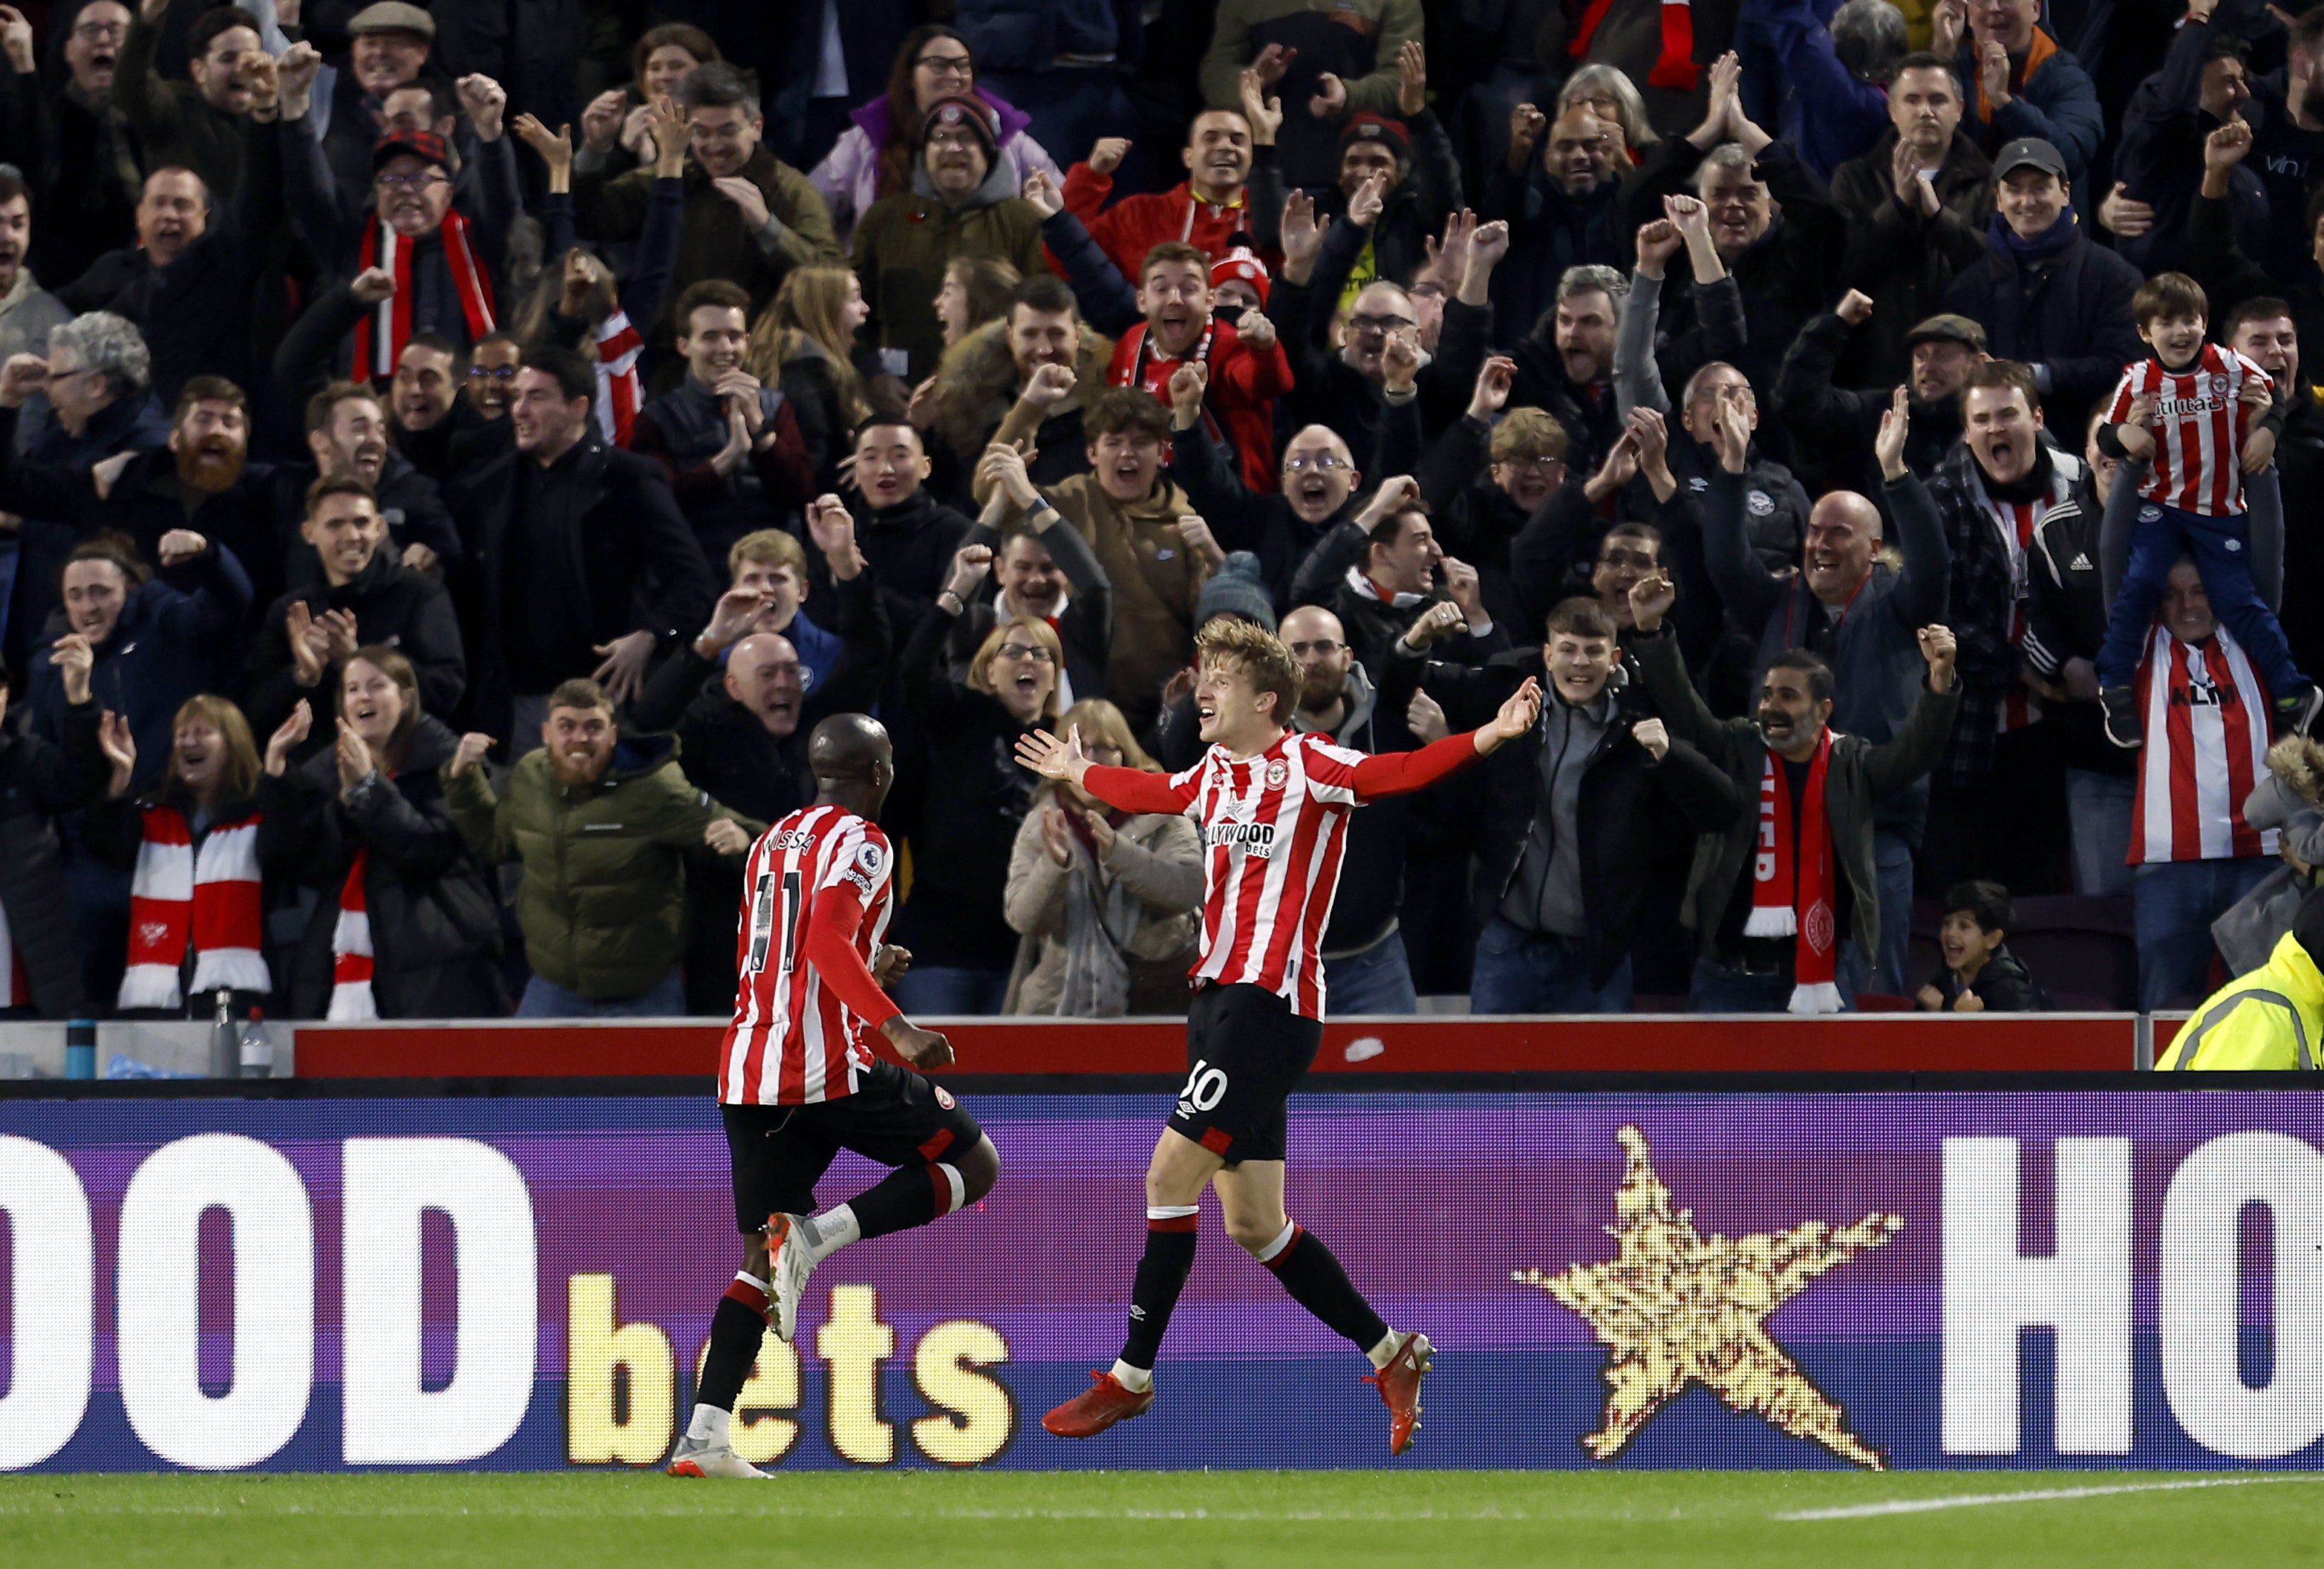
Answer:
[
  {"left": 839, "top": 421, "right": 974, "bottom": 632},
  {"left": 446, "top": 347, "right": 714, "bottom": 743},
  {"left": 955, "top": 446, "right": 1110, "bottom": 706},
  {"left": 240, "top": 474, "right": 464, "bottom": 750},
  {"left": 2187, "top": 122, "right": 2324, "bottom": 407},
  {"left": 1701, "top": 386, "right": 1952, "bottom": 996},
  {"left": 1940, "top": 137, "right": 2141, "bottom": 426},
  {"left": 0, "top": 369, "right": 281, "bottom": 610},
  {"left": 1507, "top": 266, "right": 1626, "bottom": 474},
  {"left": 934, "top": 274, "right": 1112, "bottom": 498},
  {"left": 2239, "top": 7, "right": 2324, "bottom": 285},
  {"left": 115, "top": 0, "right": 263, "bottom": 198},
  {"left": 0, "top": 311, "right": 168, "bottom": 679},
  {"left": 264, "top": 380, "right": 460, "bottom": 584},
  {"left": 0, "top": 0, "right": 143, "bottom": 287},
  {"left": 279, "top": 50, "right": 523, "bottom": 375},
  {"left": 1619, "top": 59, "right": 1844, "bottom": 408},
  {"left": 852, "top": 97, "right": 1045, "bottom": 382},
  {"left": 630, "top": 498, "right": 888, "bottom": 1014},
  {"left": 1062, "top": 108, "right": 1258, "bottom": 287},
  {"left": 1486, "top": 107, "right": 1629, "bottom": 345},
  {"left": 1829, "top": 53, "right": 1997, "bottom": 386},
  {"left": 1924, "top": 359, "right": 2083, "bottom": 892},
  {"left": 1169, "top": 363, "right": 1365, "bottom": 607},
  {"left": 1777, "top": 304, "right": 1988, "bottom": 494},
  {"left": 631, "top": 280, "right": 815, "bottom": 558},
  {"left": 1634, "top": 565, "right": 1961, "bottom": 1012},
  {"left": 445, "top": 675, "right": 759, "bottom": 1017},
  {"left": 2110, "top": 13, "right": 2263, "bottom": 277}
]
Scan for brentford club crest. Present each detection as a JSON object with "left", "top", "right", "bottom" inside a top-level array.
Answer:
[
  {"left": 1264, "top": 760, "right": 1288, "bottom": 789},
  {"left": 1802, "top": 899, "right": 1836, "bottom": 956}
]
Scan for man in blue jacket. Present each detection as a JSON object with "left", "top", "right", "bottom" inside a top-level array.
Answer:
[{"left": 1933, "top": 0, "right": 2103, "bottom": 186}]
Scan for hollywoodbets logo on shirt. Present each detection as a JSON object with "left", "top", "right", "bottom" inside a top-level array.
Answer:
[{"left": 1206, "top": 821, "right": 1278, "bottom": 856}]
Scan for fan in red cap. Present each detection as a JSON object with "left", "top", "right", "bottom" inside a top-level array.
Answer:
[
  {"left": 1209, "top": 247, "right": 1270, "bottom": 316},
  {"left": 1106, "top": 240, "right": 1291, "bottom": 495},
  {"left": 350, "top": 129, "right": 497, "bottom": 380}
]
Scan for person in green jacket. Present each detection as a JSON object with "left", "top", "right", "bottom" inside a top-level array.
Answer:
[
  {"left": 2160, "top": 889, "right": 2324, "bottom": 1071},
  {"left": 445, "top": 676, "right": 760, "bottom": 1016}
]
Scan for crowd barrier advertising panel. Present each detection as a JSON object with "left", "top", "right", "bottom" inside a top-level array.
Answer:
[{"left": 1, "top": 1089, "right": 2321, "bottom": 1472}]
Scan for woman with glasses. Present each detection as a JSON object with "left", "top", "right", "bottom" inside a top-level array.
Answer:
[
  {"left": 887, "top": 541, "right": 1063, "bottom": 1015},
  {"left": 1003, "top": 698, "right": 1201, "bottom": 1017},
  {"left": 809, "top": 25, "right": 1061, "bottom": 250}
]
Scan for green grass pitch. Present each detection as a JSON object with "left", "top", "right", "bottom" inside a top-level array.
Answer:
[{"left": 1, "top": 1472, "right": 2319, "bottom": 1568}]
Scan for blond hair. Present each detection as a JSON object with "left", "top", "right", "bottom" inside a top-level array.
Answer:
[
  {"left": 746, "top": 266, "right": 872, "bottom": 425},
  {"left": 967, "top": 614, "right": 1065, "bottom": 720},
  {"left": 1195, "top": 617, "right": 1299, "bottom": 724},
  {"left": 728, "top": 528, "right": 807, "bottom": 578}
]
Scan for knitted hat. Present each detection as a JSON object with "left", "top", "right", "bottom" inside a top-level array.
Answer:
[
  {"left": 1339, "top": 113, "right": 1411, "bottom": 163},
  {"left": 373, "top": 129, "right": 449, "bottom": 173},
  {"left": 1195, "top": 551, "right": 1277, "bottom": 633},
  {"left": 920, "top": 95, "right": 1000, "bottom": 160},
  {"left": 1210, "top": 246, "right": 1271, "bottom": 308}
]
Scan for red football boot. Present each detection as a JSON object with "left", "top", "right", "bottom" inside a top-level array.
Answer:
[
  {"left": 1042, "top": 1371, "right": 1156, "bottom": 1438},
  {"left": 1364, "top": 1331, "right": 1434, "bottom": 1455}
]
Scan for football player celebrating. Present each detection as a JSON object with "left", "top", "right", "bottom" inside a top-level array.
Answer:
[
  {"left": 669, "top": 714, "right": 999, "bottom": 1479},
  {"left": 1016, "top": 618, "right": 1541, "bottom": 1454}
]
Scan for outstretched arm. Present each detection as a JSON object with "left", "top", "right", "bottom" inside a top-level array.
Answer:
[
  {"left": 1017, "top": 725, "right": 1201, "bottom": 814},
  {"left": 1351, "top": 677, "right": 1542, "bottom": 798}
]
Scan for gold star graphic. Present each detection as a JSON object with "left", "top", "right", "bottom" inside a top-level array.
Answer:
[{"left": 1514, "top": 1124, "right": 1902, "bottom": 1469}]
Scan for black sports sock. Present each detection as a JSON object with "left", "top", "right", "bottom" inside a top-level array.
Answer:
[
  {"left": 1264, "top": 1225, "right": 1389, "bottom": 1351},
  {"left": 1120, "top": 1212, "right": 1200, "bottom": 1371},
  {"left": 696, "top": 1283, "right": 768, "bottom": 1413},
  {"left": 846, "top": 1162, "right": 947, "bottom": 1242}
]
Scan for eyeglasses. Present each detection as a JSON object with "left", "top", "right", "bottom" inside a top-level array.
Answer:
[
  {"left": 915, "top": 53, "right": 973, "bottom": 75},
  {"left": 73, "top": 20, "right": 127, "bottom": 39},
  {"left": 1283, "top": 453, "right": 1348, "bottom": 474},
  {"left": 375, "top": 172, "right": 449, "bottom": 192},
  {"left": 1498, "top": 457, "right": 1562, "bottom": 476},
  {"left": 1598, "top": 547, "right": 1657, "bottom": 572},
  {"left": 997, "top": 644, "right": 1055, "bottom": 663},
  {"left": 926, "top": 128, "right": 983, "bottom": 151},
  {"left": 1348, "top": 313, "right": 1416, "bottom": 335},
  {"left": 467, "top": 364, "right": 518, "bottom": 379},
  {"left": 1287, "top": 639, "right": 1344, "bottom": 656}
]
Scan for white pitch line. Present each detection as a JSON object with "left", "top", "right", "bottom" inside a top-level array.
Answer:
[{"left": 1777, "top": 1475, "right": 2316, "bottom": 1521}]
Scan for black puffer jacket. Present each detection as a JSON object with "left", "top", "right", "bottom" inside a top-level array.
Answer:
[
  {"left": 271, "top": 717, "right": 506, "bottom": 1020},
  {"left": 0, "top": 699, "right": 109, "bottom": 1016}
]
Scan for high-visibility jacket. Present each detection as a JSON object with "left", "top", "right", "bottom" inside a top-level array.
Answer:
[{"left": 2158, "top": 930, "right": 2324, "bottom": 1070}]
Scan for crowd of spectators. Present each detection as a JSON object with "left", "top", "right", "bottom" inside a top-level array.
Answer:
[{"left": 0, "top": 0, "right": 2318, "bottom": 1025}]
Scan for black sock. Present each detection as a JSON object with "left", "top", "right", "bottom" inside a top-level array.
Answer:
[
  {"left": 1264, "top": 1225, "right": 1388, "bottom": 1351},
  {"left": 1119, "top": 1210, "right": 1200, "bottom": 1371},
  {"left": 695, "top": 1282, "right": 768, "bottom": 1414},
  {"left": 846, "top": 1163, "right": 946, "bottom": 1242}
]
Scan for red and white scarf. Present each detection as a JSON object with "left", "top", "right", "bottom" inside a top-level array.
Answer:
[
  {"left": 351, "top": 212, "right": 498, "bottom": 379},
  {"left": 1746, "top": 734, "right": 1843, "bottom": 1014},
  {"left": 1569, "top": 0, "right": 1698, "bottom": 91},
  {"left": 119, "top": 806, "right": 269, "bottom": 1012},
  {"left": 594, "top": 310, "right": 644, "bottom": 448},
  {"left": 330, "top": 847, "right": 378, "bottom": 1020}
]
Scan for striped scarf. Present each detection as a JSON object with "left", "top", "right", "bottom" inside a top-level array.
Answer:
[
  {"left": 329, "top": 847, "right": 377, "bottom": 1020},
  {"left": 351, "top": 211, "right": 498, "bottom": 379},
  {"left": 593, "top": 311, "right": 644, "bottom": 448},
  {"left": 119, "top": 806, "right": 269, "bottom": 1012}
]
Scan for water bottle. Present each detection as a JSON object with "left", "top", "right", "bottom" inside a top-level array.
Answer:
[
  {"left": 238, "top": 1008, "right": 275, "bottom": 1080},
  {"left": 65, "top": 1019, "right": 97, "bottom": 1080},
  {"left": 207, "top": 990, "right": 238, "bottom": 1079}
]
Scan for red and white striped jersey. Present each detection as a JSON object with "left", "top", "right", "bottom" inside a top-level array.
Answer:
[
  {"left": 719, "top": 806, "right": 895, "bottom": 1106},
  {"left": 2130, "top": 622, "right": 2280, "bottom": 865},
  {"left": 1973, "top": 450, "right": 2083, "bottom": 732},
  {"left": 2104, "top": 346, "right": 2269, "bottom": 517},
  {"left": 1148, "top": 731, "right": 1373, "bottom": 1020}
]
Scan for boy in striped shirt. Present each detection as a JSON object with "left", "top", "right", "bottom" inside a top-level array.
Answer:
[
  {"left": 2092, "top": 273, "right": 2318, "bottom": 748},
  {"left": 1016, "top": 618, "right": 1543, "bottom": 1455}
]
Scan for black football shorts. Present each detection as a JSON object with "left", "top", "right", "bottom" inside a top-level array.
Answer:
[
  {"left": 721, "top": 1060, "right": 984, "bottom": 1231},
  {"left": 1166, "top": 981, "right": 1323, "bottom": 1164}
]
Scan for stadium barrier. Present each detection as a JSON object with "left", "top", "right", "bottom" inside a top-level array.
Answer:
[{"left": 2, "top": 1082, "right": 2320, "bottom": 1472}]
